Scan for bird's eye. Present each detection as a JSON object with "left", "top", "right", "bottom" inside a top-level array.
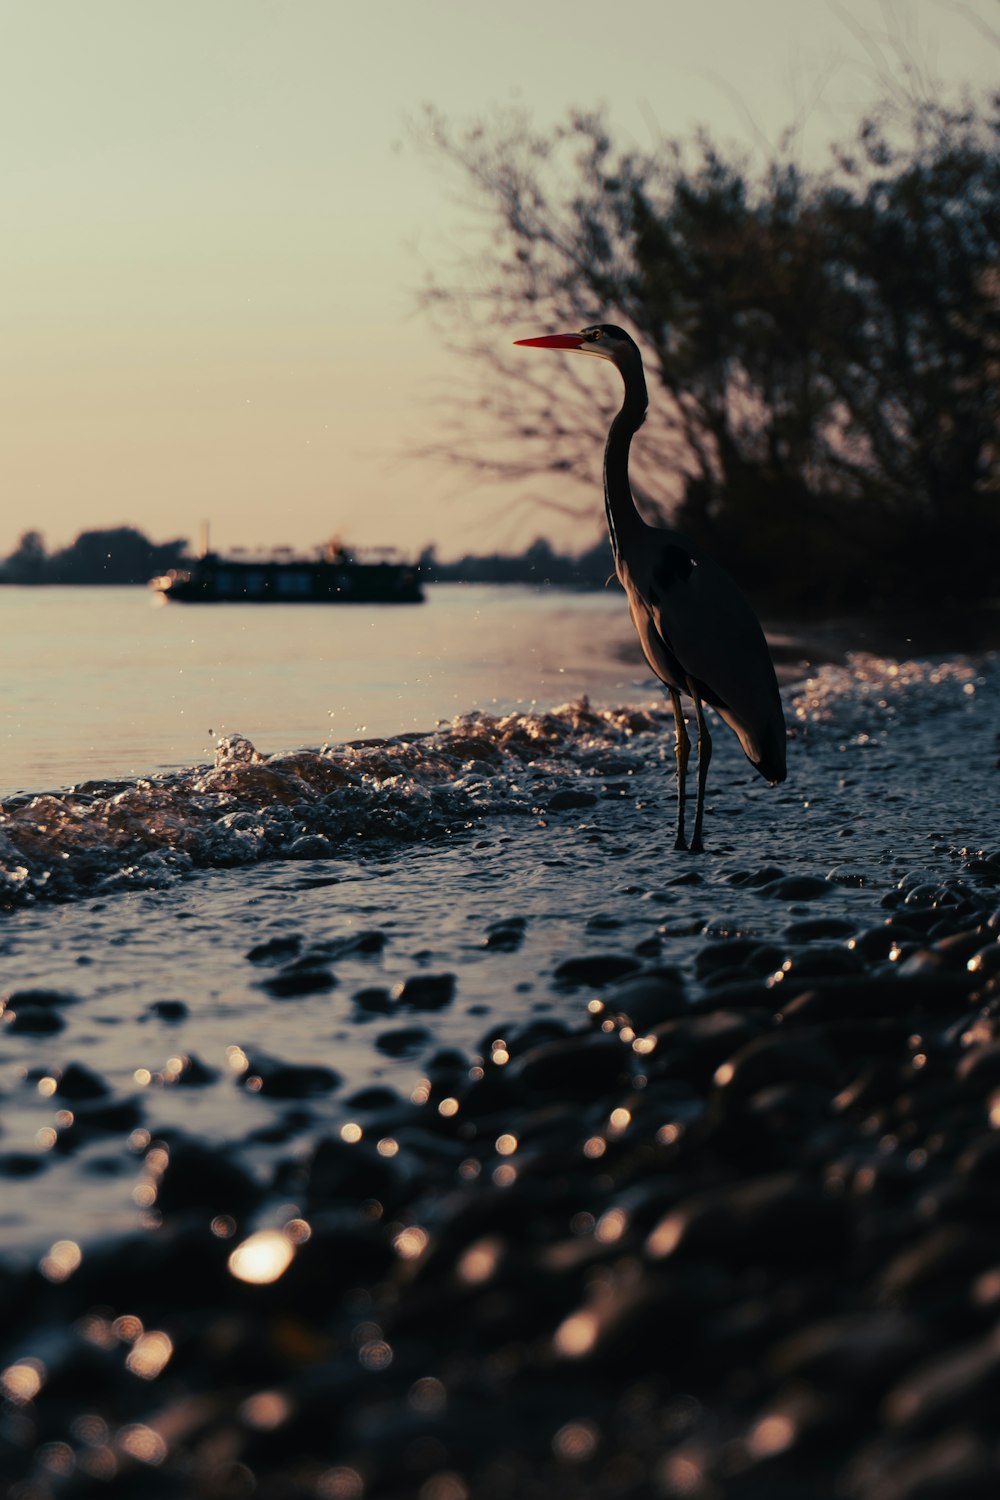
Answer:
[{"left": 590, "top": 329, "right": 603, "bottom": 341}]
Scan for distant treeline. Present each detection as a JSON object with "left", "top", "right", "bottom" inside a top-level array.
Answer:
[
  {"left": 0, "top": 528, "right": 188, "bottom": 586},
  {"left": 418, "top": 536, "right": 614, "bottom": 586},
  {"left": 0, "top": 526, "right": 615, "bottom": 589}
]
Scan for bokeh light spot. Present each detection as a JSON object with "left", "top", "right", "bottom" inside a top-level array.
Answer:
[
  {"left": 239, "top": 1390, "right": 292, "bottom": 1430},
  {"left": 1, "top": 1358, "right": 45, "bottom": 1404},
  {"left": 554, "top": 1309, "right": 599, "bottom": 1358},
  {"left": 228, "top": 1229, "right": 295, "bottom": 1284},
  {"left": 117, "top": 1423, "right": 168, "bottom": 1466},
  {"left": 457, "top": 1236, "right": 501, "bottom": 1285},
  {"left": 316, "top": 1468, "right": 364, "bottom": 1500},
  {"left": 393, "top": 1225, "right": 429, "bottom": 1260},
  {"left": 126, "top": 1331, "right": 173, "bottom": 1380},
  {"left": 39, "top": 1239, "right": 82, "bottom": 1283},
  {"left": 552, "top": 1419, "right": 599, "bottom": 1461}
]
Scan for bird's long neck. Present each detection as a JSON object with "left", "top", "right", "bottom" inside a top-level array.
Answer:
[{"left": 603, "top": 356, "right": 648, "bottom": 562}]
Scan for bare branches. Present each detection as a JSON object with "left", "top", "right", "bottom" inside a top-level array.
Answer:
[{"left": 409, "top": 72, "right": 1000, "bottom": 605}]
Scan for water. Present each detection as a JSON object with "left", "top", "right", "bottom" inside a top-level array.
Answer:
[
  {"left": 0, "top": 583, "right": 642, "bottom": 796},
  {"left": 0, "top": 582, "right": 997, "bottom": 1259}
]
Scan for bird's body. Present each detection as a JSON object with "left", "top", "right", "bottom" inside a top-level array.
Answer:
[
  {"left": 514, "top": 323, "right": 787, "bottom": 851},
  {"left": 615, "top": 525, "right": 787, "bottom": 781}
]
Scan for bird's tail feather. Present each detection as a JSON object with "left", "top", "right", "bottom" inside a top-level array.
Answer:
[{"left": 718, "top": 708, "right": 787, "bottom": 785}]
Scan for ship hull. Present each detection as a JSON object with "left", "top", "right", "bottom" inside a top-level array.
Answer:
[{"left": 152, "top": 556, "right": 424, "bottom": 605}]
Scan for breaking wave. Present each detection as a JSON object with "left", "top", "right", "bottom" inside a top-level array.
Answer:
[
  {"left": 0, "top": 702, "right": 666, "bottom": 908},
  {"left": 1, "top": 652, "right": 992, "bottom": 909}
]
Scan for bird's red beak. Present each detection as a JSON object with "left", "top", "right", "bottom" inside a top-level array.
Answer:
[{"left": 513, "top": 334, "right": 585, "bottom": 349}]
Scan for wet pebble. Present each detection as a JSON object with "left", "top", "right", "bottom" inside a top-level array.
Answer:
[
  {"left": 482, "top": 916, "right": 527, "bottom": 951},
  {"left": 351, "top": 985, "right": 394, "bottom": 1014},
  {"left": 170, "top": 1051, "right": 218, "bottom": 1085},
  {"left": 287, "top": 834, "right": 334, "bottom": 859},
  {"left": 779, "top": 972, "right": 979, "bottom": 1022},
  {"left": 54, "top": 1062, "right": 110, "bottom": 1099},
  {"left": 546, "top": 788, "right": 598, "bottom": 811},
  {"left": 931, "top": 926, "right": 994, "bottom": 965},
  {"left": 777, "top": 944, "right": 867, "bottom": 980},
  {"left": 882, "top": 1327, "right": 1000, "bottom": 1433},
  {"left": 967, "top": 943, "right": 1000, "bottom": 979},
  {"left": 426, "top": 1045, "right": 471, "bottom": 1080},
  {"left": 784, "top": 916, "right": 857, "bottom": 941},
  {"left": 713, "top": 1034, "right": 840, "bottom": 1100},
  {"left": 768, "top": 1309, "right": 923, "bottom": 1389},
  {"left": 649, "top": 1010, "right": 768, "bottom": 1087},
  {"left": 0, "top": 1152, "right": 47, "bottom": 1178},
  {"left": 762, "top": 874, "right": 832, "bottom": 901},
  {"left": 646, "top": 1173, "right": 852, "bottom": 1265},
  {"left": 150, "top": 1136, "right": 263, "bottom": 1216},
  {"left": 4, "top": 1003, "right": 66, "bottom": 1033},
  {"left": 2, "top": 986, "right": 79, "bottom": 1008},
  {"left": 726, "top": 865, "right": 787, "bottom": 888},
  {"left": 257, "top": 964, "right": 338, "bottom": 998},
  {"left": 599, "top": 971, "right": 687, "bottom": 1028},
  {"left": 345, "top": 1084, "right": 405, "bottom": 1112},
  {"left": 741, "top": 1080, "right": 839, "bottom": 1143},
  {"left": 55, "top": 1096, "right": 144, "bottom": 1143},
  {"left": 392, "top": 972, "right": 456, "bottom": 1010},
  {"left": 955, "top": 1044, "right": 1000, "bottom": 1093},
  {"left": 376, "top": 1025, "right": 434, "bottom": 1057},
  {"left": 305, "top": 1134, "right": 410, "bottom": 1212},
  {"left": 245, "top": 933, "right": 303, "bottom": 963},
  {"left": 826, "top": 865, "right": 872, "bottom": 887},
  {"left": 239, "top": 1050, "right": 341, "bottom": 1098},
  {"left": 853, "top": 1428, "right": 998, "bottom": 1500},
  {"left": 695, "top": 938, "right": 783, "bottom": 983},
  {"left": 689, "top": 976, "right": 774, "bottom": 1011},
  {"left": 314, "top": 929, "right": 388, "bottom": 959},
  {"left": 552, "top": 953, "right": 641, "bottom": 987},
  {"left": 956, "top": 1134, "right": 1000, "bottom": 1184},
  {"left": 849, "top": 923, "right": 924, "bottom": 961},
  {"left": 148, "top": 998, "right": 188, "bottom": 1021},
  {"left": 878, "top": 1225, "right": 999, "bottom": 1305},
  {"left": 510, "top": 1031, "right": 631, "bottom": 1096}
]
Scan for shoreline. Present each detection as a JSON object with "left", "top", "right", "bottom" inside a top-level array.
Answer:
[
  {"left": 0, "top": 643, "right": 998, "bottom": 1496},
  {"left": 2, "top": 833, "right": 999, "bottom": 1496},
  {"left": 2, "top": 588, "right": 997, "bottom": 805}
]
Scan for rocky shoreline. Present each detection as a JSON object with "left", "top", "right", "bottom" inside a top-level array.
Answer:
[{"left": 3, "top": 847, "right": 1000, "bottom": 1499}]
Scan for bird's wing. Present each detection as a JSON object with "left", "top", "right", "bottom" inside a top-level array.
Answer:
[
  {"left": 634, "top": 541, "right": 786, "bottom": 779},
  {"left": 624, "top": 588, "right": 687, "bottom": 694}
]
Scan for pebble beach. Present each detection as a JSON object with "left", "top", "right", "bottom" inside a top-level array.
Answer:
[{"left": 2, "top": 634, "right": 999, "bottom": 1499}]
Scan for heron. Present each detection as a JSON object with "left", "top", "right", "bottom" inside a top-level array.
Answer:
[{"left": 514, "top": 324, "right": 787, "bottom": 853}]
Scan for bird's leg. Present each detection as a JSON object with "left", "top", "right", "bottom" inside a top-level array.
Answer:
[
  {"left": 688, "top": 683, "right": 713, "bottom": 855},
  {"left": 669, "top": 689, "right": 690, "bottom": 851}
]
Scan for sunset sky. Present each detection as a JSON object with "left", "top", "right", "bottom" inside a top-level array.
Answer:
[{"left": 2, "top": 0, "right": 996, "bottom": 562}]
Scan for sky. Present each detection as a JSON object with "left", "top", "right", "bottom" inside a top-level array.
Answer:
[{"left": 2, "top": 0, "right": 997, "bottom": 562}]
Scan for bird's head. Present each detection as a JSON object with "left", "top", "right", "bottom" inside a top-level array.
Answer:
[{"left": 514, "top": 324, "right": 639, "bottom": 367}]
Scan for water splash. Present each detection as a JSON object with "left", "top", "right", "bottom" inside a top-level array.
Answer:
[
  {"left": 3, "top": 653, "right": 993, "bottom": 910},
  {"left": 790, "top": 652, "right": 988, "bottom": 737},
  {"left": 0, "top": 701, "right": 661, "bottom": 908}
]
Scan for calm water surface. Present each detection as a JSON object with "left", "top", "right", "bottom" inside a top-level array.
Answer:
[{"left": 1, "top": 583, "right": 642, "bottom": 796}]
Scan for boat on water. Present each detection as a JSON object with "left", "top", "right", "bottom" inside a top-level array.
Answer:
[{"left": 150, "top": 540, "right": 424, "bottom": 605}]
